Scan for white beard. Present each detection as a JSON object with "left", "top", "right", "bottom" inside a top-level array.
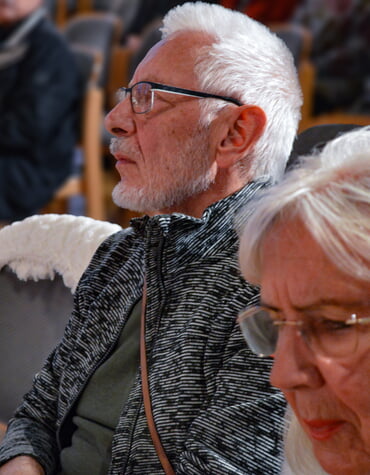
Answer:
[
  {"left": 112, "top": 167, "right": 215, "bottom": 214},
  {"left": 110, "top": 125, "right": 215, "bottom": 214}
]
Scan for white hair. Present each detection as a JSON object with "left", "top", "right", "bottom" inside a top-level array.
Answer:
[
  {"left": 161, "top": 1, "right": 302, "bottom": 181},
  {"left": 283, "top": 408, "right": 329, "bottom": 475},
  {"left": 238, "top": 126, "right": 370, "bottom": 284}
]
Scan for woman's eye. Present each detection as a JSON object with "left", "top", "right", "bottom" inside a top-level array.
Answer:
[{"left": 317, "top": 318, "right": 351, "bottom": 333}]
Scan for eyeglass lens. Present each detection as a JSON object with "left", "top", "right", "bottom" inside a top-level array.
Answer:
[
  {"left": 131, "top": 82, "right": 153, "bottom": 114},
  {"left": 305, "top": 316, "right": 357, "bottom": 357},
  {"left": 239, "top": 308, "right": 362, "bottom": 358},
  {"left": 239, "top": 309, "right": 278, "bottom": 357}
]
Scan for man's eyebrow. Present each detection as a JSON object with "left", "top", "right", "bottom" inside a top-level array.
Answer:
[{"left": 132, "top": 78, "right": 164, "bottom": 85}]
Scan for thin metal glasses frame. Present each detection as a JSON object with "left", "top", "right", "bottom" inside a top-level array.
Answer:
[{"left": 238, "top": 305, "right": 370, "bottom": 358}]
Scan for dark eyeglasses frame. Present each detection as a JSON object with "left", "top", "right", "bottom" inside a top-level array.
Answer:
[{"left": 118, "top": 80, "right": 243, "bottom": 114}]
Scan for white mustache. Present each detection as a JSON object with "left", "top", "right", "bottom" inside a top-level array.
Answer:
[{"left": 109, "top": 138, "right": 138, "bottom": 157}]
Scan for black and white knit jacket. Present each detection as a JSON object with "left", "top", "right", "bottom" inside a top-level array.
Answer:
[{"left": 0, "top": 182, "right": 286, "bottom": 474}]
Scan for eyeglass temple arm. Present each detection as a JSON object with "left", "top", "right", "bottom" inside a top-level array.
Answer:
[{"left": 150, "top": 83, "right": 242, "bottom": 106}]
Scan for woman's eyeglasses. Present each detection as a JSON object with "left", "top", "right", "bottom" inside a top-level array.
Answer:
[{"left": 238, "top": 305, "right": 370, "bottom": 358}]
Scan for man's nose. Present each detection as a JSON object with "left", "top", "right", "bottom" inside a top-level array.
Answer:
[{"left": 104, "top": 97, "right": 136, "bottom": 137}]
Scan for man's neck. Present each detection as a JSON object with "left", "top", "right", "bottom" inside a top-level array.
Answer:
[{"left": 150, "top": 182, "right": 248, "bottom": 218}]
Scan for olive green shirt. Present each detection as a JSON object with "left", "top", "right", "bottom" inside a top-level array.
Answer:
[{"left": 59, "top": 299, "right": 141, "bottom": 475}]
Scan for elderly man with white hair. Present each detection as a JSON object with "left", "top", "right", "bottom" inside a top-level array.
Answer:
[{"left": 0, "top": 2, "right": 302, "bottom": 473}]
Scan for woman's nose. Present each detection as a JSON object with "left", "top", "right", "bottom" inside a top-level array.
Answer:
[{"left": 270, "top": 326, "right": 324, "bottom": 391}]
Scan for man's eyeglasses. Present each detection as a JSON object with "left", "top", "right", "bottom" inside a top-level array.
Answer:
[
  {"left": 238, "top": 306, "right": 370, "bottom": 358},
  {"left": 118, "top": 81, "right": 242, "bottom": 114}
]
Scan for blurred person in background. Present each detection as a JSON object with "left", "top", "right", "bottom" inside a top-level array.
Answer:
[
  {"left": 238, "top": 126, "right": 370, "bottom": 475},
  {"left": 219, "top": 0, "right": 301, "bottom": 24},
  {"left": 293, "top": 0, "right": 370, "bottom": 115},
  {"left": 124, "top": 0, "right": 219, "bottom": 52},
  {"left": 0, "top": 0, "right": 80, "bottom": 223}
]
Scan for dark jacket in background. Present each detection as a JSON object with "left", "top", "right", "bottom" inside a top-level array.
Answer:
[{"left": 0, "top": 10, "right": 81, "bottom": 221}]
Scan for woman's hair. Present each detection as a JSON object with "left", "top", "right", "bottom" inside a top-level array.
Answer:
[
  {"left": 238, "top": 126, "right": 370, "bottom": 284},
  {"left": 283, "top": 408, "right": 328, "bottom": 475},
  {"left": 161, "top": 2, "right": 302, "bottom": 181}
]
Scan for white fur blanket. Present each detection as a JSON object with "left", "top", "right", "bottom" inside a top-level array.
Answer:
[{"left": 0, "top": 214, "right": 121, "bottom": 293}]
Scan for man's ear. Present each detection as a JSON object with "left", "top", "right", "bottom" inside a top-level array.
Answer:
[{"left": 215, "top": 105, "right": 266, "bottom": 169}]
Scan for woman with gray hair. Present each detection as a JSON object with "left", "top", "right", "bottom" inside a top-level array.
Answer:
[{"left": 237, "top": 126, "right": 370, "bottom": 475}]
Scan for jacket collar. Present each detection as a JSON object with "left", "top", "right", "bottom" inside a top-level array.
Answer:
[{"left": 130, "top": 178, "right": 270, "bottom": 235}]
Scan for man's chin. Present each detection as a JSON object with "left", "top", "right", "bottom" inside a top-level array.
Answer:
[
  {"left": 112, "top": 183, "right": 141, "bottom": 212},
  {"left": 112, "top": 183, "right": 158, "bottom": 214},
  {"left": 111, "top": 170, "right": 213, "bottom": 215}
]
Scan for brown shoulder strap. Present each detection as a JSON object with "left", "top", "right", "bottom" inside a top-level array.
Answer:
[{"left": 140, "top": 280, "right": 175, "bottom": 475}]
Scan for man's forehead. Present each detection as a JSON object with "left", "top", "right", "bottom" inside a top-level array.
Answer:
[
  {"left": 132, "top": 31, "right": 213, "bottom": 86},
  {"left": 142, "top": 37, "right": 167, "bottom": 62}
]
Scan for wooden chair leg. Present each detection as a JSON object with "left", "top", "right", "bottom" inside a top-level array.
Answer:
[{"left": 0, "top": 422, "right": 7, "bottom": 442}]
